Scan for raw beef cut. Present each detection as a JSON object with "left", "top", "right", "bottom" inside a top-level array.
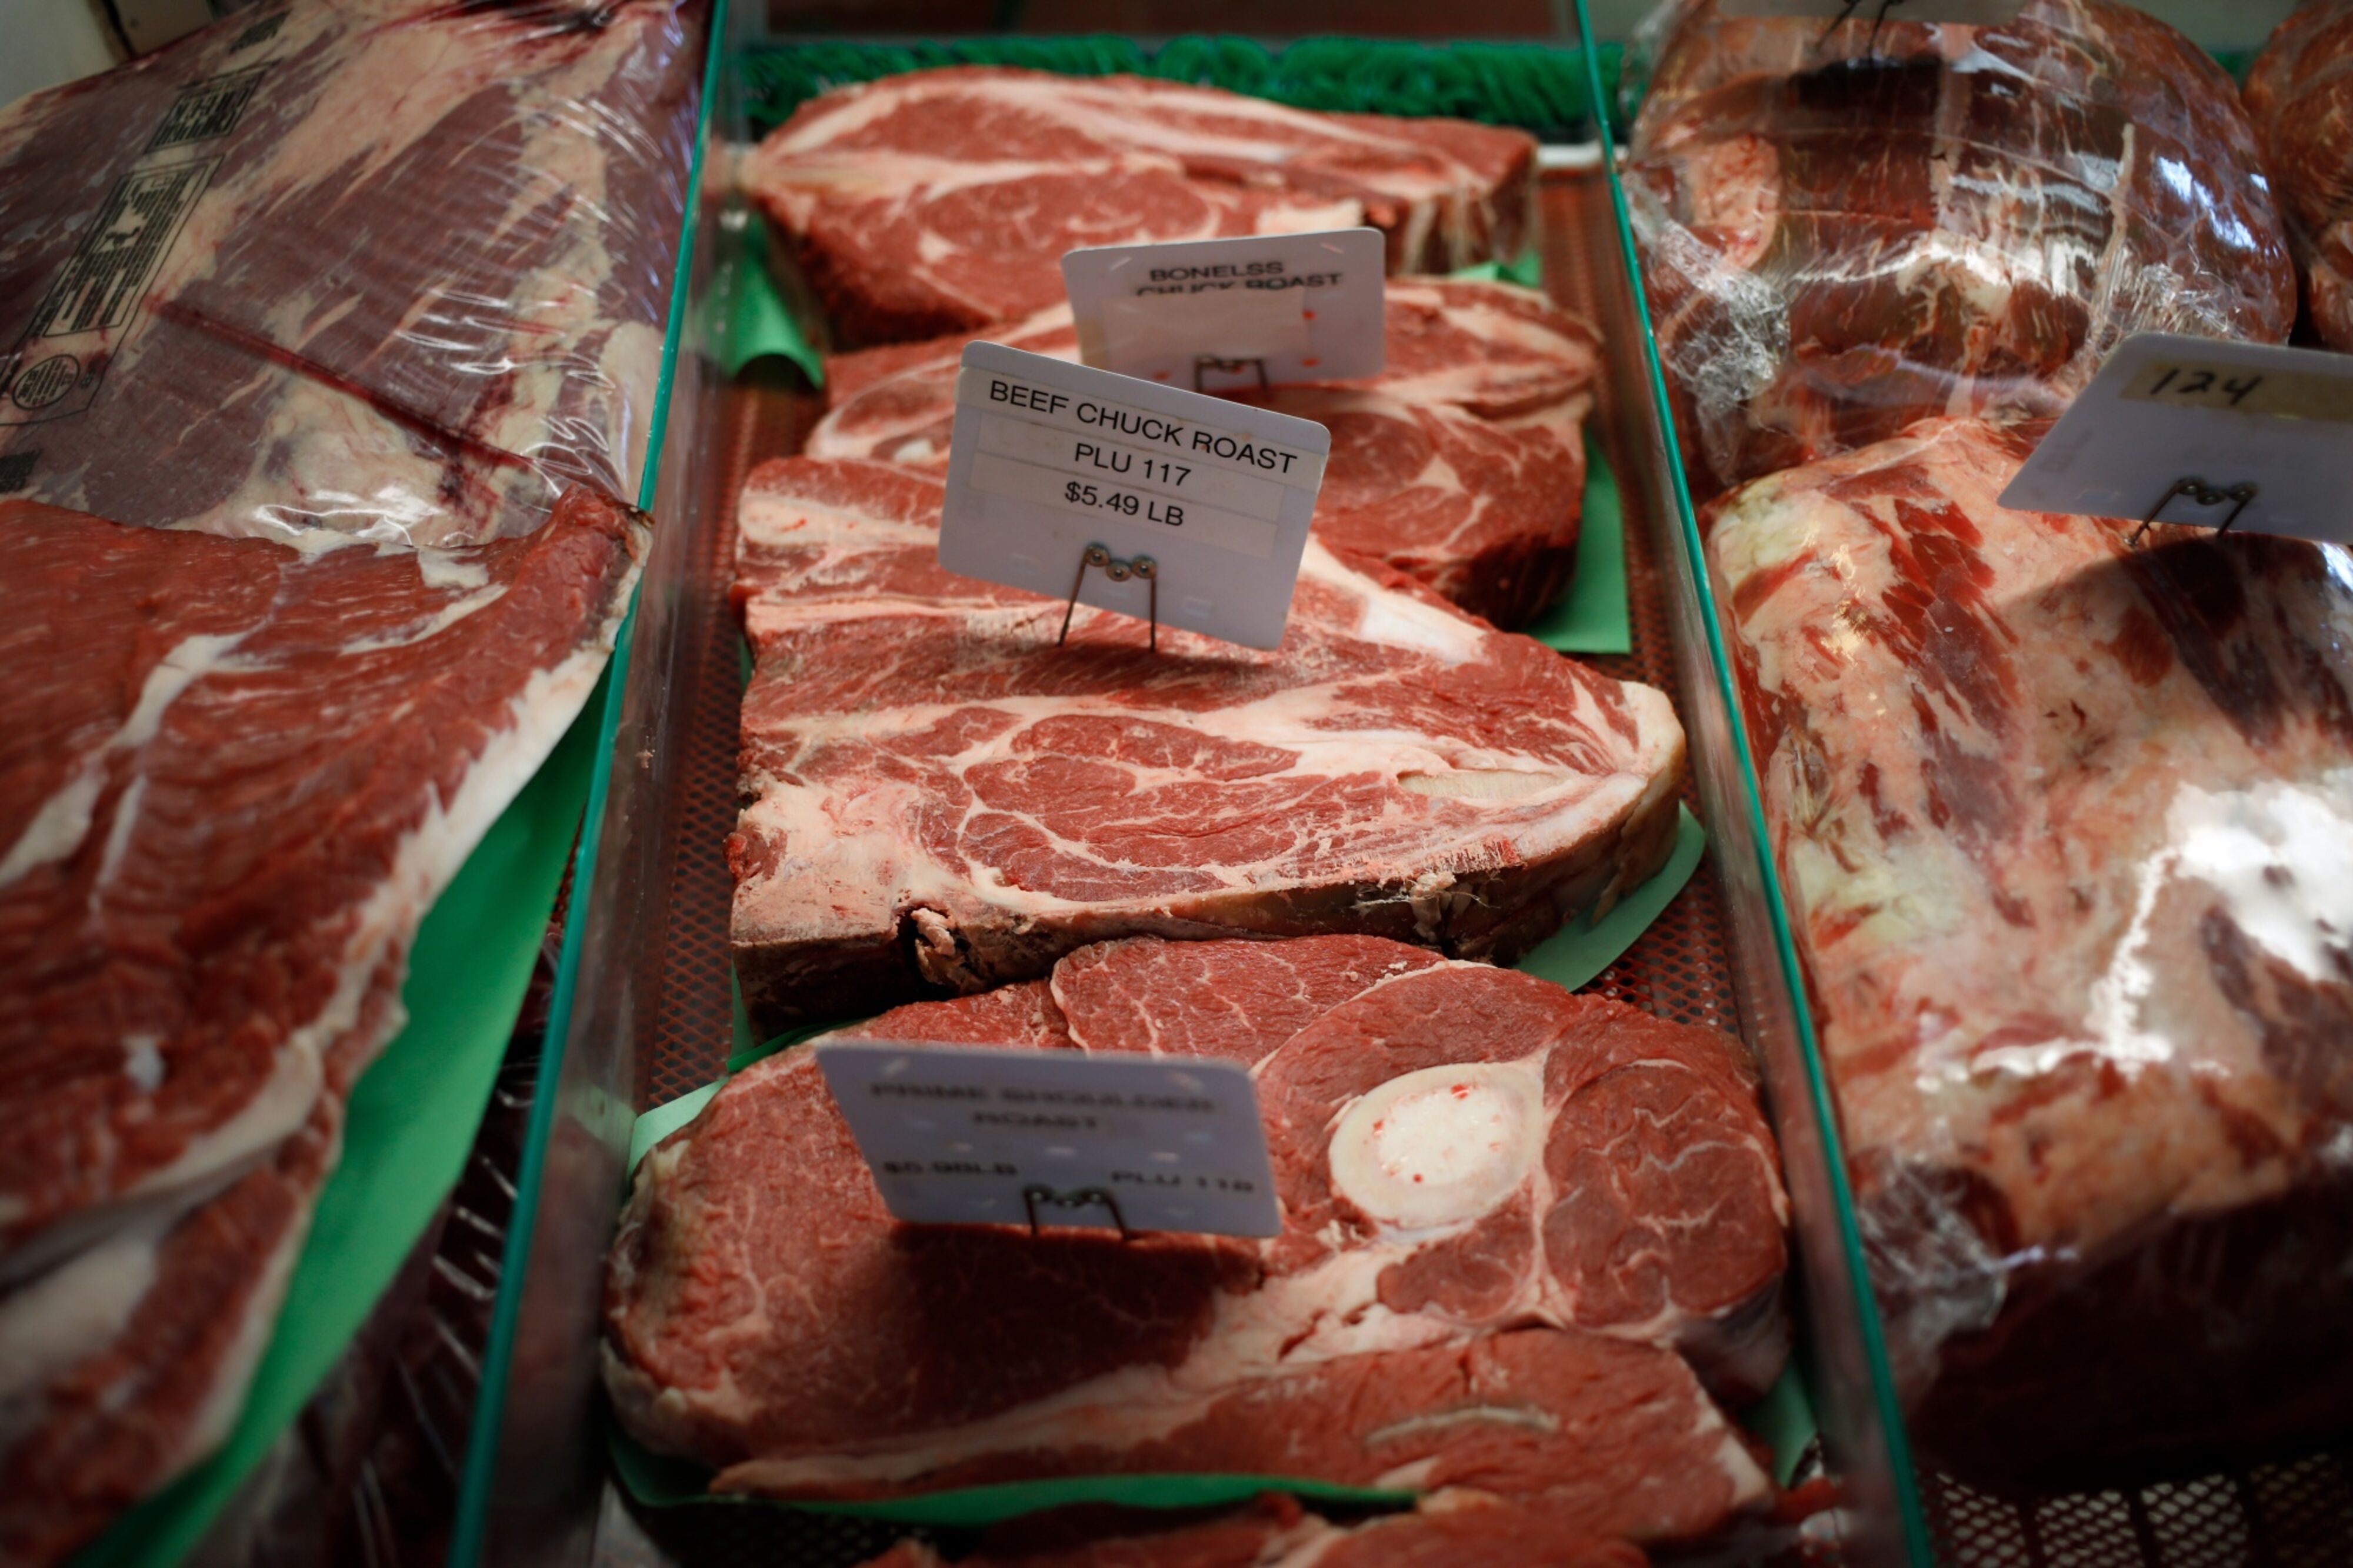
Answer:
[
  {"left": 805, "top": 279, "right": 1600, "bottom": 629},
  {"left": 726, "top": 459, "right": 1684, "bottom": 1033},
  {"left": 746, "top": 67, "right": 1537, "bottom": 345},
  {"left": 604, "top": 935, "right": 1786, "bottom": 1543},
  {"left": 1704, "top": 416, "right": 2353, "bottom": 1483},
  {"left": 0, "top": 0, "right": 704, "bottom": 546},
  {"left": 0, "top": 494, "right": 646, "bottom": 1562},
  {"left": 858, "top": 1492, "right": 1647, "bottom": 1568},
  {"left": 2247, "top": 1, "right": 2353, "bottom": 351},
  {"left": 0, "top": 5, "right": 701, "bottom": 1559},
  {"left": 1627, "top": 0, "right": 2296, "bottom": 495}
]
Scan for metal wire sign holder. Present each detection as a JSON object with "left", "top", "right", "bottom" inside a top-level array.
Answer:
[
  {"left": 2128, "top": 475, "right": 2258, "bottom": 548},
  {"left": 1058, "top": 542, "right": 1161, "bottom": 651},
  {"left": 1022, "top": 1183, "right": 1137, "bottom": 1240},
  {"left": 1193, "top": 354, "right": 1270, "bottom": 392}
]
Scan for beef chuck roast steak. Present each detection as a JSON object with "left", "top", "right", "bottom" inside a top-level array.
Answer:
[
  {"left": 805, "top": 279, "right": 1601, "bottom": 629},
  {"left": 604, "top": 936, "right": 1788, "bottom": 1546},
  {"left": 745, "top": 66, "right": 1537, "bottom": 345},
  {"left": 725, "top": 460, "right": 1684, "bottom": 1033}
]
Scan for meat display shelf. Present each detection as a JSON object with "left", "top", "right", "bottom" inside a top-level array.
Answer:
[{"left": 442, "top": 13, "right": 2353, "bottom": 1568}]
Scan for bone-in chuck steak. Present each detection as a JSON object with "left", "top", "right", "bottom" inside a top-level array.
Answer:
[
  {"left": 604, "top": 936, "right": 1788, "bottom": 1552},
  {"left": 746, "top": 67, "right": 1537, "bottom": 345},
  {"left": 726, "top": 459, "right": 1684, "bottom": 1033}
]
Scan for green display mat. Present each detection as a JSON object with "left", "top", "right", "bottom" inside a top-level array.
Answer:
[{"left": 77, "top": 676, "right": 606, "bottom": 1568}]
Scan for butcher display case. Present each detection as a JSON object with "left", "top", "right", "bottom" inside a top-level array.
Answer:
[{"left": 444, "top": 4, "right": 2353, "bottom": 1567}]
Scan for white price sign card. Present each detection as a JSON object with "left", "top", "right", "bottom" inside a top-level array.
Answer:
[
  {"left": 816, "top": 1040, "right": 1281, "bottom": 1239},
  {"left": 2001, "top": 334, "right": 2353, "bottom": 546},
  {"left": 940, "top": 341, "right": 1329, "bottom": 650},
  {"left": 1060, "top": 228, "right": 1387, "bottom": 391}
]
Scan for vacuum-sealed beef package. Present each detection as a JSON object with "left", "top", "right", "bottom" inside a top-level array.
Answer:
[
  {"left": 1705, "top": 416, "right": 2353, "bottom": 1485},
  {"left": 1626, "top": 0, "right": 2297, "bottom": 496},
  {"left": 0, "top": 4, "right": 704, "bottom": 1562},
  {"left": 2247, "top": 0, "right": 2353, "bottom": 351},
  {"left": 0, "top": 0, "right": 702, "bottom": 546}
]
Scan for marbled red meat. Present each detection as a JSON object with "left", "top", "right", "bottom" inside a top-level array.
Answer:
[
  {"left": 604, "top": 936, "right": 1785, "bottom": 1542},
  {"left": 805, "top": 279, "right": 1599, "bottom": 629},
  {"left": 0, "top": 5, "right": 699, "bottom": 1558},
  {"left": 1704, "top": 416, "right": 2353, "bottom": 1482},
  {"left": 725, "top": 459, "right": 1684, "bottom": 1032},
  {"left": 0, "top": 493, "right": 646, "bottom": 1563},
  {"left": 1629, "top": 0, "right": 2297, "bottom": 495},
  {"left": 2247, "top": 0, "right": 2353, "bottom": 350},
  {"left": 0, "top": 0, "right": 702, "bottom": 546},
  {"left": 746, "top": 68, "right": 1535, "bottom": 345}
]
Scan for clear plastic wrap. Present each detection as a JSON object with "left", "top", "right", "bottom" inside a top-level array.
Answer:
[
  {"left": 1701, "top": 415, "right": 2353, "bottom": 1487},
  {"left": 0, "top": 0, "right": 702, "bottom": 547},
  {"left": 1624, "top": 0, "right": 2298, "bottom": 496},
  {"left": 0, "top": 4, "right": 704, "bottom": 1563},
  {"left": 2247, "top": 0, "right": 2353, "bottom": 352},
  {"left": 184, "top": 932, "right": 553, "bottom": 1568}
]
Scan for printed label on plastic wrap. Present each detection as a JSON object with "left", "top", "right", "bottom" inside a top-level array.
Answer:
[
  {"left": 941, "top": 342, "right": 1329, "bottom": 650},
  {"left": 0, "top": 50, "right": 276, "bottom": 430},
  {"left": 1061, "top": 228, "right": 1386, "bottom": 390},
  {"left": 2, "top": 156, "right": 219, "bottom": 426},
  {"left": 817, "top": 1041, "right": 1282, "bottom": 1239},
  {"left": 1999, "top": 333, "right": 2353, "bottom": 545}
]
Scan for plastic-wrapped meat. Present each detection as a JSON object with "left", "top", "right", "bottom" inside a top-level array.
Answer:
[
  {"left": 806, "top": 279, "right": 1601, "bottom": 628},
  {"left": 1704, "top": 416, "right": 2353, "bottom": 1484},
  {"left": 605, "top": 936, "right": 1785, "bottom": 1546},
  {"left": 746, "top": 66, "right": 1537, "bottom": 345},
  {"left": 0, "top": 0, "right": 704, "bottom": 546},
  {"left": 0, "top": 495, "right": 646, "bottom": 1565},
  {"left": 0, "top": 5, "right": 702, "bottom": 1559},
  {"left": 1627, "top": 0, "right": 2297, "bottom": 495},
  {"left": 2247, "top": 1, "right": 2353, "bottom": 351}
]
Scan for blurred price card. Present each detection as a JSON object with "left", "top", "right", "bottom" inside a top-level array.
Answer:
[
  {"left": 2000, "top": 333, "right": 2353, "bottom": 545},
  {"left": 817, "top": 1040, "right": 1281, "bottom": 1239},
  {"left": 939, "top": 341, "right": 1329, "bottom": 650},
  {"left": 1061, "top": 228, "right": 1386, "bottom": 392}
]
